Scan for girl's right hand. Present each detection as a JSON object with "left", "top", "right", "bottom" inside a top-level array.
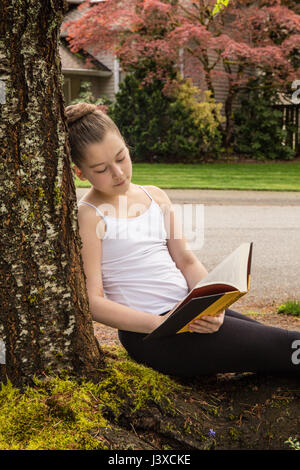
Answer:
[
  {"left": 188, "top": 311, "right": 225, "bottom": 334},
  {"left": 154, "top": 309, "right": 225, "bottom": 333}
]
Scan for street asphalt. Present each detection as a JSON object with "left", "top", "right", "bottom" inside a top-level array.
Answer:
[{"left": 76, "top": 188, "right": 300, "bottom": 311}]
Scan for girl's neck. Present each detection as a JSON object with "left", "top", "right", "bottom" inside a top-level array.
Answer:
[{"left": 90, "top": 183, "right": 135, "bottom": 205}]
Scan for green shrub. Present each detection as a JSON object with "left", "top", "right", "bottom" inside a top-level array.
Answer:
[
  {"left": 233, "top": 78, "right": 295, "bottom": 161},
  {"left": 277, "top": 300, "right": 300, "bottom": 317},
  {"left": 166, "top": 78, "right": 223, "bottom": 161},
  {"left": 109, "top": 73, "right": 170, "bottom": 162},
  {"left": 174, "top": 78, "right": 224, "bottom": 152},
  {"left": 108, "top": 72, "right": 223, "bottom": 163},
  {"left": 69, "top": 81, "right": 112, "bottom": 110}
]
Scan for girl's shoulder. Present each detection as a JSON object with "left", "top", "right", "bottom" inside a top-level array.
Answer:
[
  {"left": 142, "top": 185, "right": 172, "bottom": 218},
  {"left": 77, "top": 194, "right": 106, "bottom": 240},
  {"left": 143, "top": 185, "right": 172, "bottom": 207},
  {"left": 77, "top": 198, "right": 105, "bottom": 219}
]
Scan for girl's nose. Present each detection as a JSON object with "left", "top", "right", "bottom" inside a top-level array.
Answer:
[{"left": 112, "top": 165, "right": 123, "bottom": 177}]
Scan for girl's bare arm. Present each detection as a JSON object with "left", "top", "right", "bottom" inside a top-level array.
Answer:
[
  {"left": 145, "top": 186, "right": 209, "bottom": 289},
  {"left": 77, "top": 204, "right": 166, "bottom": 334},
  {"left": 145, "top": 186, "right": 225, "bottom": 334}
]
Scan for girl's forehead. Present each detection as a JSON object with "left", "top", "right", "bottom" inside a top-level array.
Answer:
[
  {"left": 88, "top": 132, "right": 123, "bottom": 152},
  {"left": 84, "top": 133, "right": 126, "bottom": 165}
]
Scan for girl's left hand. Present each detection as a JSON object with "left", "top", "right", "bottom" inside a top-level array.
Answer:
[{"left": 188, "top": 311, "right": 225, "bottom": 334}]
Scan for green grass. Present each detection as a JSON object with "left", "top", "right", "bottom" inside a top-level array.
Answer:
[
  {"left": 277, "top": 300, "right": 300, "bottom": 317},
  {"left": 74, "top": 162, "right": 300, "bottom": 191}
]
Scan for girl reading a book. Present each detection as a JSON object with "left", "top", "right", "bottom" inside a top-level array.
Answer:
[{"left": 66, "top": 102, "right": 300, "bottom": 377}]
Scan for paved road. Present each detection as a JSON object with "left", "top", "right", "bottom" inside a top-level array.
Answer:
[{"left": 76, "top": 188, "right": 300, "bottom": 311}]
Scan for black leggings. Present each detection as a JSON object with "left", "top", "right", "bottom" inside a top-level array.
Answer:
[{"left": 118, "top": 309, "right": 300, "bottom": 377}]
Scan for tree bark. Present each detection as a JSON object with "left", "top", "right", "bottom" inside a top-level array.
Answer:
[{"left": 0, "top": 0, "right": 102, "bottom": 387}]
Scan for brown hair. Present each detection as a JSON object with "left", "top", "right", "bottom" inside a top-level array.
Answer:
[{"left": 65, "top": 102, "right": 124, "bottom": 169}]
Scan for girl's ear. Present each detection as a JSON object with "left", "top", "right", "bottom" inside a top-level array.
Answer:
[{"left": 72, "top": 165, "right": 87, "bottom": 181}]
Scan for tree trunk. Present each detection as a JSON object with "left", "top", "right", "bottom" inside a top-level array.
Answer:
[
  {"left": 224, "top": 88, "right": 237, "bottom": 151},
  {"left": 0, "top": 0, "right": 102, "bottom": 387}
]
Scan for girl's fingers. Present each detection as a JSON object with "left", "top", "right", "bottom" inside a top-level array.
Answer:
[
  {"left": 189, "top": 312, "right": 225, "bottom": 333},
  {"left": 189, "top": 326, "right": 216, "bottom": 333},
  {"left": 199, "top": 312, "right": 224, "bottom": 323},
  {"left": 192, "top": 316, "right": 222, "bottom": 326},
  {"left": 189, "top": 322, "right": 218, "bottom": 333},
  {"left": 199, "top": 317, "right": 219, "bottom": 325},
  {"left": 203, "top": 312, "right": 224, "bottom": 321},
  {"left": 189, "top": 327, "right": 209, "bottom": 333}
]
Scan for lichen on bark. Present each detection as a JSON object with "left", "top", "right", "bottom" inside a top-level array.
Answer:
[{"left": 0, "top": 0, "right": 102, "bottom": 387}]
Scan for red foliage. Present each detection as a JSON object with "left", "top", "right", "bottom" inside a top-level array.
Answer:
[{"left": 64, "top": 0, "right": 299, "bottom": 97}]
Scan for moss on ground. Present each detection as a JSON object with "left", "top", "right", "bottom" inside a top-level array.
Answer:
[{"left": 0, "top": 345, "right": 184, "bottom": 450}]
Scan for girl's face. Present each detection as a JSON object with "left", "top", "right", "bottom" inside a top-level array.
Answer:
[{"left": 73, "top": 131, "right": 132, "bottom": 198}]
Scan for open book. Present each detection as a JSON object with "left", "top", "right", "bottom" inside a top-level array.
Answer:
[{"left": 143, "top": 242, "right": 253, "bottom": 342}]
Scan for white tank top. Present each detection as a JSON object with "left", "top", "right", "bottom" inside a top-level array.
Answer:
[{"left": 78, "top": 185, "right": 189, "bottom": 315}]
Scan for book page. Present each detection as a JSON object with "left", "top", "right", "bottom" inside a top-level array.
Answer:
[
  {"left": 195, "top": 243, "right": 252, "bottom": 292},
  {"left": 166, "top": 243, "right": 252, "bottom": 318}
]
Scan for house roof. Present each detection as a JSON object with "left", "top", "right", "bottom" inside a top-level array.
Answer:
[
  {"left": 60, "top": 3, "right": 112, "bottom": 77},
  {"left": 61, "top": 0, "right": 124, "bottom": 38},
  {"left": 60, "top": 40, "right": 112, "bottom": 76},
  {"left": 61, "top": 4, "right": 88, "bottom": 38}
]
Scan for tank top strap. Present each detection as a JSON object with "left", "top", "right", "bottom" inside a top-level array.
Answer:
[
  {"left": 138, "top": 185, "right": 153, "bottom": 202},
  {"left": 78, "top": 200, "right": 106, "bottom": 219}
]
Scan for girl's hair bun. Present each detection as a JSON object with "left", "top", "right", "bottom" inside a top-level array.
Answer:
[{"left": 65, "top": 102, "right": 97, "bottom": 124}]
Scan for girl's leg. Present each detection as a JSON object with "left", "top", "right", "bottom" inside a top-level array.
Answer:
[
  {"left": 118, "top": 315, "right": 300, "bottom": 377},
  {"left": 225, "top": 308, "right": 262, "bottom": 324},
  {"left": 161, "top": 308, "right": 263, "bottom": 325}
]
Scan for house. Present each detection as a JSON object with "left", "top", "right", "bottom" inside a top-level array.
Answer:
[
  {"left": 60, "top": 0, "right": 126, "bottom": 104},
  {"left": 60, "top": 0, "right": 299, "bottom": 153},
  {"left": 60, "top": 0, "right": 236, "bottom": 109}
]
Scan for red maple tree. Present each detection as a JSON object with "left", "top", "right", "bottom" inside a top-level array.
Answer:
[{"left": 65, "top": 0, "right": 300, "bottom": 148}]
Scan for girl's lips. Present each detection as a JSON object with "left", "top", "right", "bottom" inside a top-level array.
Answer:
[{"left": 115, "top": 179, "right": 126, "bottom": 186}]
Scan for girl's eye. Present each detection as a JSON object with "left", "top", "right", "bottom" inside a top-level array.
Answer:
[{"left": 95, "top": 156, "right": 125, "bottom": 173}]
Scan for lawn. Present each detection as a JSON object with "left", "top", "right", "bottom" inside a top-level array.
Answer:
[{"left": 74, "top": 161, "right": 300, "bottom": 191}]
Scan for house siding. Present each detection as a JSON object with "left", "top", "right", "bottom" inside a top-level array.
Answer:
[
  {"left": 92, "top": 51, "right": 118, "bottom": 100},
  {"left": 182, "top": 49, "right": 245, "bottom": 113}
]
